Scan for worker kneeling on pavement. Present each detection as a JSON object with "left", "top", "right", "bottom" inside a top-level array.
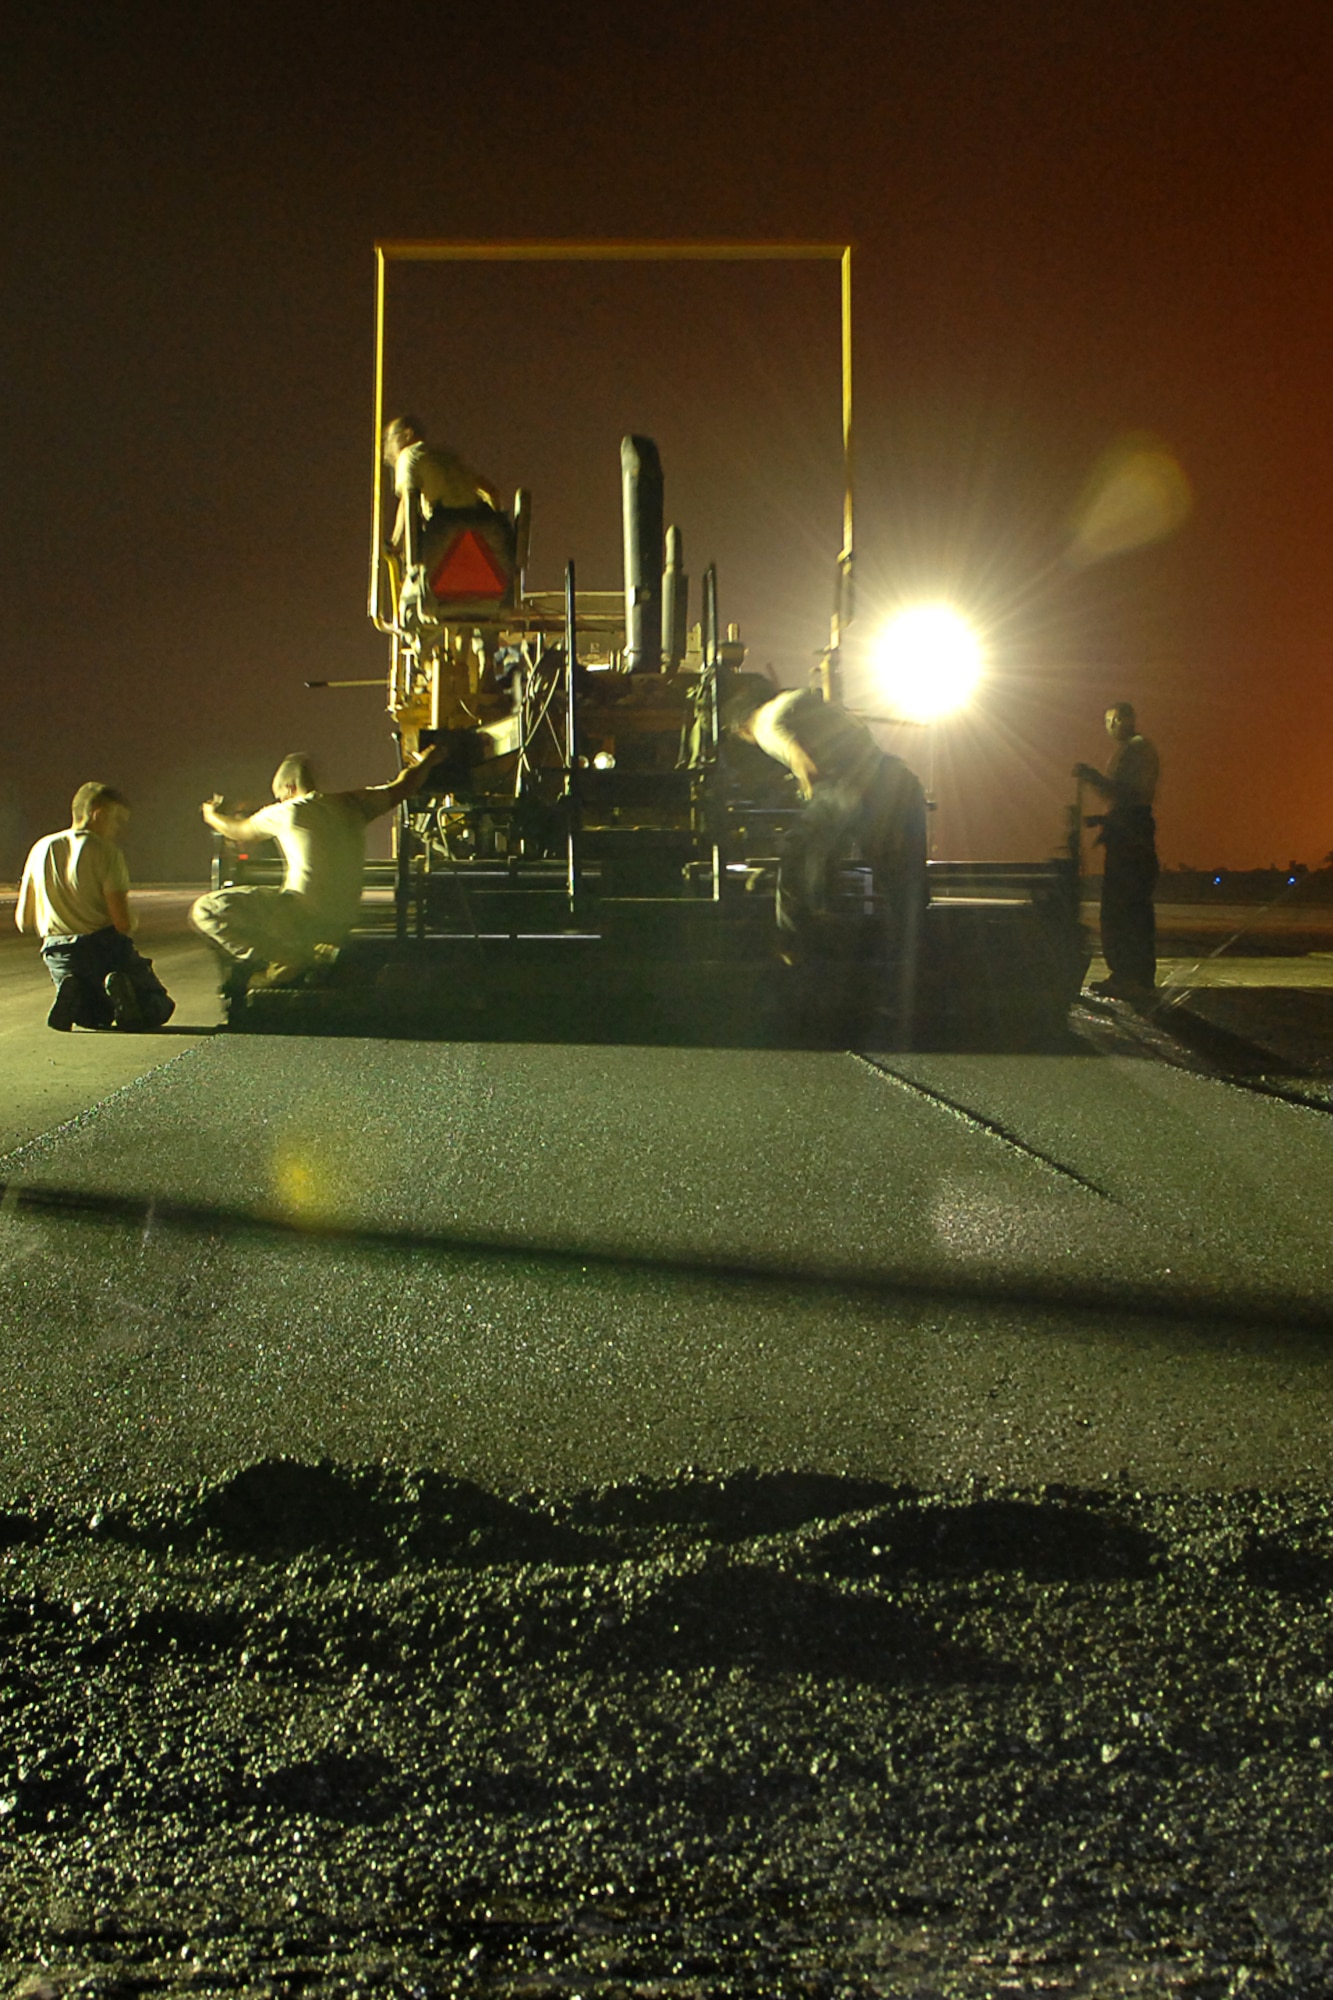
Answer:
[
  {"left": 721, "top": 677, "right": 928, "bottom": 959},
  {"left": 192, "top": 747, "right": 442, "bottom": 990},
  {"left": 17, "top": 782, "right": 175, "bottom": 1032}
]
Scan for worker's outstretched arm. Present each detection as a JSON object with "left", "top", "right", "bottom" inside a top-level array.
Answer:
[
  {"left": 201, "top": 795, "right": 268, "bottom": 842},
  {"left": 15, "top": 866, "right": 38, "bottom": 935},
  {"left": 1072, "top": 761, "right": 1113, "bottom": 800},
  {"left": 361, "top": 745, "right": 444, "bottom": 820},
  {"left": 786, "top": 743, "right": 820, "bottom": 799}
]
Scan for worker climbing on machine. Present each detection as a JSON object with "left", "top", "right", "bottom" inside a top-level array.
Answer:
[
  {"left": 381, "top": 416, "right": 504, "bottom": 555},
  {"left": 17, "top": 782, "right": 175, "bottom": 1032},
  {"left": 1075, "top": 700, "right": 1160, "bottom": 1005},
  {"left": 720, "top": 676, "right": 928, "bottom": 962},
  {"left": 192, "top": 745, "right": 444, "bottom": 994}
]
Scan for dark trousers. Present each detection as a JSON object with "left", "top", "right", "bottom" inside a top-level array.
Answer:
[
  {"left": 775, "top": 762, "right": 927, "bottom": 1045},
  {"left": 777, "top": 760, "right": 927, "bottom": 942},
  {"left": 1099, "top": 809, "right": 1158, "bottom": 988},
  {"left": 41, "top": 927, "right": 174, "bottom": 1027}
]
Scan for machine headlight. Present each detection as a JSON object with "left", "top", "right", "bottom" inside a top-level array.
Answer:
[{"left": 871, "top": 605, "right": 985, "bottom": 723}]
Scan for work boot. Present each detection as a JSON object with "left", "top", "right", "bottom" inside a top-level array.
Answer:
[
  {"left": 219, "top": 961, "right": 254, "bottom": 1003},
  {"left": 1090, "top": 974, "right": 1156, "bottom": 1007},
  {"left": 47, "top": 975, "right": 90, "bottom": 1032},
  {"left": 248, "top": 962, "right": 308, "bottom": 989},
  {"left": 130, "top": 957, "right": 175, "bottom": 1026},
  {"left": 105, "top": 971, "right": 147, "bottom": 1030},
  {"left": 112, "top": 975, "right": 175, "bottom": 1027},
  {"left": 1119, "top": 979, "right": 1159, "bottom": 1013}
]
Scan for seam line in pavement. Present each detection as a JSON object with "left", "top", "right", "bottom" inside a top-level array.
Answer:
[
  {"left": 1081, "top": 997, "right": 1333, "bottom": 1117},
  {"left": 851, "top": 1054, "right": 1121, "bottom": 1204}
]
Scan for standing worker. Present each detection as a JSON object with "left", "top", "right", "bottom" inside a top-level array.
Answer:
[
  {"left": 192, "top": 746, "right": 443, "bottom": 992},
  {"left": 721, "top": 677, "right": 928, "bottom": 961},
  {"left": 16, "top": 782, "right": 175, "bottom": 1032},
  {"left": 1075, "top": 701, "right": 1161, "bottom": 1003}
]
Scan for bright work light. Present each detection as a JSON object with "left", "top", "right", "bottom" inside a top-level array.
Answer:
[{"left": 871, "top": 605, "right": 985, "bottom": 722}]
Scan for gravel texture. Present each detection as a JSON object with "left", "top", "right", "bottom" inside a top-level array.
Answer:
[{"left": 3, "top": 1460, "right": 1332, "bottom": 1997}]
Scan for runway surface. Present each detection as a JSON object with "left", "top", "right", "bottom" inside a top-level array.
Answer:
[
  {"left": 5, "top": 896, "right": 1333, "bottom": 1993},
  {"left": 0, "top": 888, "right": 224, "bottom": 1154},
  {"left": 1, "top": 891, "right": 1332, "bottom": 1502}
]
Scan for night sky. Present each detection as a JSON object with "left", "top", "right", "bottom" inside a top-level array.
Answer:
[{"left": 5, "top": 1, "right": 1331, "bottom": 878}]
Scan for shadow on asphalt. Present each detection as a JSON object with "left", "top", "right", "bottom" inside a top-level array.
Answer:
[
  {"left": 133, "top": 1023, "right": 222, "bottom": 1038},
  {"left": 2, "top": 1173, "right": 1332, "bottom": 1340}
]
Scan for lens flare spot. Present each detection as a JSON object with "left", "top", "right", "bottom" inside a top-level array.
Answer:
[
  {"left": 1068, "top": 434, "right": 1193, "bottom": 565},
  {"left": 271, "top": 1143, "right": 338, "bottom": 1224}
]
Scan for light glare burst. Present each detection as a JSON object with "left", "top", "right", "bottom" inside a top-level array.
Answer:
[{"left": 872, "top": 605, "right": 986, "bottom": 722}]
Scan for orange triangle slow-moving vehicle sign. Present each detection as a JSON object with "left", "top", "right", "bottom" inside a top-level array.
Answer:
[{"left": 429, "top": 529, "right": 510, "bottom": 600}]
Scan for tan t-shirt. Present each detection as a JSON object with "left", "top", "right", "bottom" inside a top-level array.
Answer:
[
  {"left": 394, "top": 441, "right": 492, "bottom": 517},
  {"left": 1107, "top": 733, "right": 1160, "bottom": 808},
  {"left": 17, "top": 828, "right": 130, "bottom": 939},
  {"left": 246, "top": 791, "right": 381, "bottom": 938},
  {"left": 750, "top": 689, "right": 881, "bottom": 787}
]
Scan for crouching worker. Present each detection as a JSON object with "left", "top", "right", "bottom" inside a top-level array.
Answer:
[
  {"left": 17, "top": 783, "right": 175, "bottom": 1032},
  {"left": 192, "top": 746, "right": 443, "bottom": 992},
  {"left": 720, "top": 677, "right": 928, "bottom": 961}
]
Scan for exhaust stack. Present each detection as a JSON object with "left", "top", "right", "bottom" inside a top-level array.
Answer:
[
  {"left": 621, "top": 435, "right": 665, "bottom": 673},
  {"left": 661, "top": 524, "right": 688, "bottom": 673}
]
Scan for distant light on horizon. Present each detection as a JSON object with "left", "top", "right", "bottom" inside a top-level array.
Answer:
[{"left": 870, "top": 605, "right": 986, "bottom": 722}]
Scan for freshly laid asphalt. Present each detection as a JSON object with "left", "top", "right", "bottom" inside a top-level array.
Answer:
[
  {"left": 1, "top": 922, "right": 1332, "bottom": 1500},
  {"left": 6, "top": 898, "right": 1333, "bottom": 1995}
]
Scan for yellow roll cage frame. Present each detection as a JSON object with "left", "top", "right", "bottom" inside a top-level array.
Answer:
[{"left": 368, "top": 239, "right": 854, "bottom": 678}]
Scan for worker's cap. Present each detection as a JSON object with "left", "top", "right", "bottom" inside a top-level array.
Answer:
[{"left": 718, "top": 674, "right": 778, "bottom": 732}]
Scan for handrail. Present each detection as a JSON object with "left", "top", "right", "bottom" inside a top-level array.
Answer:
[{"left": 368, "top": 240, "right": 854, "bottom": 661}]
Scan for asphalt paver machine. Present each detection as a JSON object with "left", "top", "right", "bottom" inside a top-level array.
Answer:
[{"left": 226, "top": 241, "right": 1087, "bottom": 1045}]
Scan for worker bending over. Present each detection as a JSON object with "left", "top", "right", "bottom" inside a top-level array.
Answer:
[
  {"left": 722, "top": 678, "right": 927, "bottom": 958},
  {"left": 17, "top": 782, "right": 174, "bottom": 1031},
  {"left": 192, "top": 746, "right": 442, "bottom": 990}
]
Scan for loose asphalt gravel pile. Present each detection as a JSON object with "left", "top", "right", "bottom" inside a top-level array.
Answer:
[{"left": 3, "top": 1462, "right": 1332, "bottom": 1997}]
